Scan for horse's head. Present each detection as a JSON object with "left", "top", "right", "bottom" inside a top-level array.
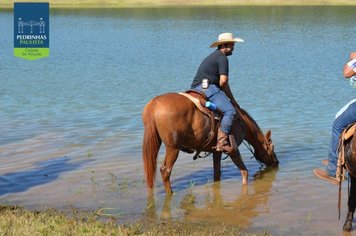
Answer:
[
  {"left": 234, "top": 107, "right": 279, "bottom": 168},
  {"left": 255, "top": 130, "right": 279, "bottom": 167}
]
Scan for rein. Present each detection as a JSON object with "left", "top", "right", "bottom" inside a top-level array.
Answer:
[
  {"left": 193, "top": 104, "right": 270, "bottom": 165},
  {"left": 241, "top": 111, "right": 269, "bottom": 164},
  {"left": 243, "top": 140, "right": 257, "bottom": 159}
]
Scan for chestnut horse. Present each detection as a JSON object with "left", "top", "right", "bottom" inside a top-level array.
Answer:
[
  {"left": 142, "top": 93, "right": 279, "bottom": 194},
  {"left": 342, "top": 127, "right": 356, "bottom": 232}
]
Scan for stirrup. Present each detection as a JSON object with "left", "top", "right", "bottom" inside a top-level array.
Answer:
[
  {"left": 215, "top": 135, "right": 237, "bottom": 154},
  {"left": 215, "top": 136, "right": 229, "bottom": 152},
  {"left": 216, "top": 144, "right": 230, "bottom": 153}
]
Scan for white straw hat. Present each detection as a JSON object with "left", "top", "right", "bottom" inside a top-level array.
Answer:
[{"left": 210, "top": 32, "right": 244, "bottom": 48}]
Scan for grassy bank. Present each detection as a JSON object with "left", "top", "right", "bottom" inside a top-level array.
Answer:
[
  {"left": 0, "top": 205, "right": 271, "bottom": 236},
  {"left": 1, "top": 0, "right": 356, "bottom": 8}
]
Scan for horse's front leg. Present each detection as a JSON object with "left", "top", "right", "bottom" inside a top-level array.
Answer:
[
  {"left": 160, "top": 147, "right": 179, "bottom": 195},
  {"left": 229, "top": 149, "right": 248, "bottom": 185},
  {"left": 213, "top": 152, "right": 222, "bottom": 181},
  {"left": 343, "top": 175, "right": 356, "bottom": 232}
]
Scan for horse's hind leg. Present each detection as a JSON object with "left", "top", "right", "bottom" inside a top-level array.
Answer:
[
  {"left": 343, "top": 175, "right": 356, "bottom": 232},
  {"left": 160, "top": 147, "right": 179, "bottom": 195},
  {"left": 229, "top": 149, "right": 248, "bottom": 185}
]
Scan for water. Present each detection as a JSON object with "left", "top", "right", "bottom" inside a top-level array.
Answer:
[{"left": 0, "top": 6, "right": 356, "bottom": 235}]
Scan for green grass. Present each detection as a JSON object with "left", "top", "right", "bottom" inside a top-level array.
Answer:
[
  {"left": 0, "top": 205, "right": 131, "bottom": 235},
  {"left": 0, "top": 205, "right": 272, "bottom": 236}
]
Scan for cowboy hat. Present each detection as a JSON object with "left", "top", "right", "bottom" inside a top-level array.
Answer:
[{"left": 210, "top": 32, "right": 244, "bottom": 48}]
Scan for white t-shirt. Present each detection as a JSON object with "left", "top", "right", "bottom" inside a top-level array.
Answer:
[
  {"left": 347, "top": 58, "right": 356, "bottom": 72},
  {"left": 335, "top": 59, "right": 356, "bottom": 118}
]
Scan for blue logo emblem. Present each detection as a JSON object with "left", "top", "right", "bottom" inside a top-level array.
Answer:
[{"left": 14, "top": 3, "right": 49, "bottom": 60}]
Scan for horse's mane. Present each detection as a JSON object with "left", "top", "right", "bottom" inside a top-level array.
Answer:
[{"left": 238, "top": 106, "right": 262, "bottom": 132}]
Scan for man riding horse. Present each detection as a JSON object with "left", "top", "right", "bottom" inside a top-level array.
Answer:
[
  {"left": 142, "top": 33, "right": 278, "bottom": 194},
  {"left": 314, "top": 52, "right": 356, "bottom": 183},
  {"left": 191, "top": 32, "right": 244, "bottom": 153}
]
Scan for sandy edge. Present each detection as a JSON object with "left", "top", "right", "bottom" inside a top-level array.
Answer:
[{"left": 1, "top": 0, "right": 356, "bottom": 8}]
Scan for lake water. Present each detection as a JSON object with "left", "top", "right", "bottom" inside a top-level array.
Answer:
[{"left": 1, "top": 6, "right": 356, "bottom": 235}]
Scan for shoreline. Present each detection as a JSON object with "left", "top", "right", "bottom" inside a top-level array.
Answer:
[
  {"left": 1, "top": 0, "right": 356, "bottom": 8},
  {"left": 0, "top": 205, "right": 268, "bottom": 236}
]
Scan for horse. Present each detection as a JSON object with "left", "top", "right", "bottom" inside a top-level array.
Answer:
[
  {"left": 342, "top": 126, "right": 356, "bottom": 232},
  {"left": 142, "top": 92, "right": 279, "bottom": 194}
]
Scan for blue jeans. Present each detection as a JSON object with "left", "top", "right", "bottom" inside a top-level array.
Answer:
[
  {"left": 192, "top": 84, "right": 236, "bottom": 134},
  {"left": 328, "top": 99, "right": 356, "bottom": 176}
]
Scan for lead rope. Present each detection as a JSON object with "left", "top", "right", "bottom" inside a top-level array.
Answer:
[
  {"left": 240, "top": 113, "right": 267, "bottom": 166},
  {"left": 337, "top": 143, "right": 344, "bottom": 221},
  {"left": 337, "top": 131, "right": 349, "bottom": 220},
  {"left": 243, "top": 140, "right": 255, "bottom": 159},
  {"left": 338, "top": 171, "right": 343, "bottom": 220}
]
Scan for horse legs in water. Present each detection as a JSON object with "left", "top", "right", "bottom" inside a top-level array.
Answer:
[
  {"left": 212, "top": 150, "right": 248, "bottom": 184},
  {"left": 160, "top": 147, "right": 179, "bottom": 195},
  {"left": 213, "top": 152, "right": 222, "bottom": 181},
  {"left": 343, "top": 175, "right": 356, "bottom": 232},
  {"left": 230, "top": 149, "right": 248, "bottom": 184}
]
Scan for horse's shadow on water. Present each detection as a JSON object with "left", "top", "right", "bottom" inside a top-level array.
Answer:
[{"left": 0, "top": 156, "right": 90, "bottom": 196}]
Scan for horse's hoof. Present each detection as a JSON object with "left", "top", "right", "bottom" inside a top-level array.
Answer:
[{"left": 343, "top": 220, "right": 352, "bottom": 232}]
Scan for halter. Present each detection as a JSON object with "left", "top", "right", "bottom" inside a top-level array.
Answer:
[{"left": 243, "top": 139, "right": 271, "bottom": 166}]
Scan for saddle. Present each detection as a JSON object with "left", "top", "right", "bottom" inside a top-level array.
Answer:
[
  {"left": 179, "top": 90, "right": 237, "bottom": 159},
  {"left": 179, "top": 90, "right": 220, "bottom": 158},
  {"left": 179, "top": 90, "right": 221, "bottom": 118}
]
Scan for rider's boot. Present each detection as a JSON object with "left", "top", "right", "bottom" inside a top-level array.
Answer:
[{"left": 216, "top": 128, "right": 233, "bottom": 153}]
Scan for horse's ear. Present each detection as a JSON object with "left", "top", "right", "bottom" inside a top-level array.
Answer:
[{"left": 265, "top": 130, "right": 272, "bottom": 141}]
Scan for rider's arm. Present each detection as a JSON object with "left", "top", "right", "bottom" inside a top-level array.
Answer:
[
  {"left": 344, "top": 52, "right": 356, "bottom": 78},
  {"left": 219, "top": 74, "right": 229, "bottom": 88},
  {"left": 220, "top": 75, "right": 239, "bottom": 109}
]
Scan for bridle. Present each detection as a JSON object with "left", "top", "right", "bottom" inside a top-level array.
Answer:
[{"left": 242, "top": 115, "right": 275, "bottom": 166}]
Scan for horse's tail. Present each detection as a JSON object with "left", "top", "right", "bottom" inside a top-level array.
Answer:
[{"left": 142, "top": 99, "right": 161, "bottom": 189}]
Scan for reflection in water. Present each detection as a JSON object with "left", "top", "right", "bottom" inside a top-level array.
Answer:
[{"left": 144, "top": 168, "right": 277, "bottom": 228}]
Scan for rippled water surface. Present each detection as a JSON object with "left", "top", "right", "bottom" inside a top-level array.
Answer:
[{"left": 1, "top": 6, "right": 356, "bottom": 235}]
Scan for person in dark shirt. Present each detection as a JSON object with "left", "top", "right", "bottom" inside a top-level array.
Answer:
[{"left": 191, "top": 32, "right": 244, "bottom": 153}]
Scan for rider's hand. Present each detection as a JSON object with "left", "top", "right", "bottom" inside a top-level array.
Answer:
[{"left": 350, "top": 52, "right": 356, "bottom": 60}]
